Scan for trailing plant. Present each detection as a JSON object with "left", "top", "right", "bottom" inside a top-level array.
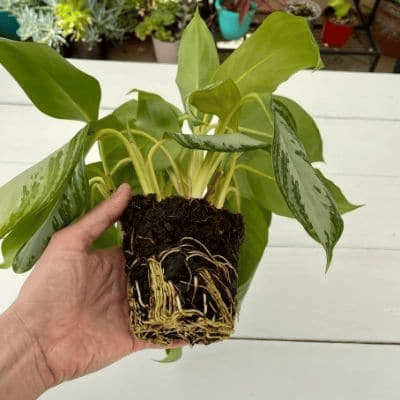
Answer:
[{"left": 0, "top": 11, "right": 358, "bottom": 352}]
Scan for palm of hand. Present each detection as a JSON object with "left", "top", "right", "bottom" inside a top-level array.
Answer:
[{"left": 12, "top": 185, "right": 156, "bottom": 386}]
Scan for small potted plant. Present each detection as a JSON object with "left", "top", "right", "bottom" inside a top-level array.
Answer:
[
  {"left": 214, "top": 0, "right": 287, "bottom": 41},
  {"left": 321, "top": 0, "right": 358, "bottom": 47},
  {"left": 134, "top": 0, "right": 196, "bottom": 63},
  {"left": 286, "top": 0, "right": 322, "bottom": 23},
  {"left": 0, "top": 0, "right": 139, "bottom": 55},
  {"left": 0, "top": 11, "right": 358, "bottom": 357}
]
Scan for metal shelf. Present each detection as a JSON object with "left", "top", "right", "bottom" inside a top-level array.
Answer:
[{"left": 212, "top": 0, "right": 382, "bottom": 72}]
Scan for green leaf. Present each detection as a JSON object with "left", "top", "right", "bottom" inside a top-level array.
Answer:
[
  {"left": 211, "top": 12, "right": 322, "bottom": 96},
  {"left": 315, "top": 169, "right": 362, "bottom": 215},
  {"left": 0, "top": 126, "right": 89, "bottom": 240},
  {"left": 238, "top": 92, "right": 274, "bottom": 142},
  {"left": 0, "top": 207, "right": 51, "bottom": 269},
  {"left": 273, "top": 96, "right": 324, "bottom": 162},
  {"left": 166, "top": 132, "right": 271, "bottom": 152},
  {"left": 234, "top": 198, "right": 271, "bottom": 303},
  {"left": 12, "top": 158, "right": 90, "bottom": 273},
  {"left": 155, "top": 348, "right": 183, "bottom": 363},
  {"left": 0, "top": 39, "right": 100, "bottom": 122},
  {"left": 134, "top": 90, "right": 182, "bottom": 138},
  {"left": 272, "top": 100, "right": 343, "bottom": 269},
  {"left": 235, "top": 150, "right": 292, "bottom": 217},
  {"left": 189, "top": 79, "right": 241, "bottom": 129},
  {"left": 176, "top": 9, "right": 220, "bottom": 113}
]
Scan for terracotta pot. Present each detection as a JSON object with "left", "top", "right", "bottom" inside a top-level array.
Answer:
[
  {"left": 152, "top": 38, "right": 180, "bottom": 64},
  {"left": 373, "top": 0, "right": 400, "bottom": 57},
  {"left": 321, "top": 7, "right": 357, "bottom": 48}
]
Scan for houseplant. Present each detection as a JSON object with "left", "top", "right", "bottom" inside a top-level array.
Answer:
[
  {"left": 321, "top": 0, "right": 358, "bottom": 47},
  {"left": 0, "top": 0, "right": 139, "bottom": 53},
  {"left": 0, "top": 11, "right": 358, "bottom": 353},
  {"left": 373, "top": 0, "right": 400, "bottom": 58},
  {"left": 286, "top": 0, "right": 321, "bottom": 23},
  {"left": 214, "top": 0, "right": 286, "bottom": 40},
  {"left": 134, "top": 0, "right": 196, "bottom": 62}
]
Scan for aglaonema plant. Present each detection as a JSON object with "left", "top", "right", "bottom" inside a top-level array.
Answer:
[{"left": 0, "top": 11, "right": 358, "bottom": 358}]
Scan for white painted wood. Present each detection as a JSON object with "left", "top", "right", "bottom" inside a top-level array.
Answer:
[
  {"left": 39, "top": 339, "right": 400, "bottom": 400},
  {"left": 1, "top": 106, "right": 399, "bottom": 177},
  {"left": 1, "top": 59, "right": 400, "bottom": 399},
  {"left": 268, "top": 175, "right": 400, "bottom": 250},
  {"left": 2, "top": 60, "right": 400, "bottom": 121},
  {"left": 235, "top": 247, "right": 400, "bottom": 341}
]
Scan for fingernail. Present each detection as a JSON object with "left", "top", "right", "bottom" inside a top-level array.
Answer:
[{"left": 115, "top": 183, "right": 132, "bottom": 196}]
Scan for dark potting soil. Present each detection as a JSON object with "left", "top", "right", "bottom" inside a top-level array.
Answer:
[{"left": 120, "top": 194, "right": 245, "bottom": 343}]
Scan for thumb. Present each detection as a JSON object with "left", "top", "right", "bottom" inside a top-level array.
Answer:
[{"left": 65, "top": 183, "right": 133, "bottom": 249}]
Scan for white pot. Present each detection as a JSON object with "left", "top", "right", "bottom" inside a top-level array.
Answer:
[{"left": 152, "top": 38, "right": 180, "bottom": 64}]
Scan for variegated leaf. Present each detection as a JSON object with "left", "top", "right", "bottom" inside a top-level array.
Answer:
[
  {"left": 0, "top": 126, "right": 88, "bottom": 239},
  {"left": 272, "top": 100, "right": 343, "bottom": 269},
  {"left": 12, "top": 157, "right": 90, "bottom": 273},
  {"left": 166, "top": 132, "right": 270, "bottom": 153}
]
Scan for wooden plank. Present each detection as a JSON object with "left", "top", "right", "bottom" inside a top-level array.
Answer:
[
  {"left": 277, "top": 70, "right": 400, "bottom": 121},
  {"left": 234, "top": 247, "right": 400, "bottom": 342},
  {"left": 268, "top": 175, "right": 400, "bottom": 251},
  {"left": 1, "top": 247, "right": 399, "bottom": 342},
  {"left": 1, "top": 104, "right": 399, "bottom": 178},
  {"left": 2, "top": 60, "right": 400, "bottom": 121},
  {"left": 39, "top": 339, "right": 400, "bottom": 400}
]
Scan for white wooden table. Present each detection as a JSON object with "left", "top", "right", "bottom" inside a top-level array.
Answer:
[{"left": 1, "top": 60, "right": 400, "bottom": 399}]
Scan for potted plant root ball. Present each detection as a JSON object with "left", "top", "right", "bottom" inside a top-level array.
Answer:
[
  {"left": 0, "top": 11, "right": 359, "bottom": 358},
  {"left": 120, "top": 195, "right": 244, "bottom": 345}
]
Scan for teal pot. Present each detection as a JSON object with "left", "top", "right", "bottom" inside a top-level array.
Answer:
[
  {"left": 215, "top": 0, "right": 257, "bottom": 40},
  {"left": 0, "top": 11, "right": 19, "bottom": 40}
]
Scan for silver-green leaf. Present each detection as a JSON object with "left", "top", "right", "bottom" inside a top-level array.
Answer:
[
  {"left": 272, "top": 100, "right": 343, "bottom": 269},
  {"left": 166, "top": 132, "right": 270, "bottom": 153},
  {"left": 12, "top": 157, "right": 90, "bottom": 273},
  {"left": 0, "top": 126, "right": 88, "bottom": 240}
]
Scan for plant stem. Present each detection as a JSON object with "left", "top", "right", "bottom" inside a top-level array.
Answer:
[
  {"left": 192, "top": 152, "right": 224, "bottom": 198},
  {"left": 93, "top": 128, "right": 154, "bottom": 194},
  {"left": 215, "top": 153, "right": 239, "bottom": 209},
  {"left": 147, "top": 139, "right": 186, "bottom": 197}
]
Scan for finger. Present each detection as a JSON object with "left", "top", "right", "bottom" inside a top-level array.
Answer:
[{"left": 70, "top": 183, "right": 132, "bottom": 249}]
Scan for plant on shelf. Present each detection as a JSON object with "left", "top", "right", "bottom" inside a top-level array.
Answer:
[
  {"left": 322, "top": 0, "right": 358, "bottom": 47},
  {"left": 214, "top": 0, "right": 287, "bottom": 40},
  {"left": 0, "top": 11, "right": 358, "bottom": 359},
  {"left": 134, "top": 0, "right": 196, "bottom": 42},
  {"left": 134, "top": 0, "right": 197, "bottom": 62},
  {"left": 0, "top": 0, "right": 139, "bottom": 50},
  {"left": 286, "top": 0, "right": 321, "bottom": 22}
]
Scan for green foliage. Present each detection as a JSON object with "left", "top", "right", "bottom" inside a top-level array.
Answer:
[
  {"left": 0, "top": 12, "right": 358, "bottom": 312},
  {"left": 1, "top": 0, "right": 140, "bottom": 48},
  {"left": 329, "top": 0, "right": 351, "bottom": 19},
  {"left": 134, "top": 0, "right": 196, "bottom": 41}
]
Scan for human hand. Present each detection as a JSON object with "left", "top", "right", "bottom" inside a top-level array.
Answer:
[{"left": 9, "top": 183, "right": 176, "bottom": 389}]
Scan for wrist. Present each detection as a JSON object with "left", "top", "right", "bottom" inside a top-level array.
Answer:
[{"left": 0, "top": 305, "right": 55, "bottom": 399}]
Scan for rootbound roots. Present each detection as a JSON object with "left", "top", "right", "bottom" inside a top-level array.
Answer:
[{"left": 120, "top": 194, "right": 244, "bottom": 346}]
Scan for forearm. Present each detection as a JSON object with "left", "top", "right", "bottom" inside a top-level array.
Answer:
[{"left": 0, "top": 306, "right": 53, "bottom": 400}]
